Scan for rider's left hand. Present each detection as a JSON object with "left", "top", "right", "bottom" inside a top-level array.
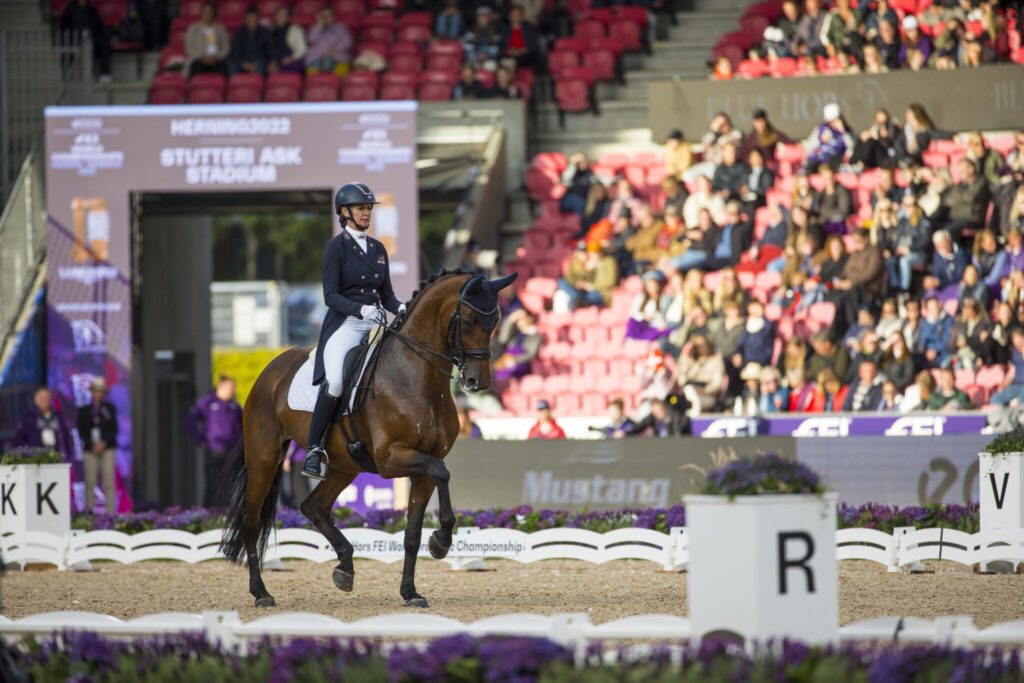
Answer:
[{"left": 398, "top": 303, "right": 407, "bottom": 316}]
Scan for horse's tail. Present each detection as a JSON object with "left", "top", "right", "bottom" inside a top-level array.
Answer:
[{"left": 218, "top": 437, "right": 282, "bottom": 566}]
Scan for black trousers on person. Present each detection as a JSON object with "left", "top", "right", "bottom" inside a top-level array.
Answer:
[
  {"left": 203, "top": 448, "right": 229, "bottom": 508},
  {"left": 825, "top": 286, "right": 868, "bottom": 341}
]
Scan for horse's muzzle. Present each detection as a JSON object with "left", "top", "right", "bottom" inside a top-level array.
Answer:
[{"left": 462, "top": 376, "right": 481, "bottom": 392}]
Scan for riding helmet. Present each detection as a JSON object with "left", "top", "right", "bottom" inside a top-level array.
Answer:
[{"left": 334, "top": 183, "right": 379, "bottom": 214}]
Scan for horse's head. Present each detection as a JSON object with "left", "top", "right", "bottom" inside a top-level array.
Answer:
[{"left": 451, "top": 272, "right": 517, "bottom": 392}]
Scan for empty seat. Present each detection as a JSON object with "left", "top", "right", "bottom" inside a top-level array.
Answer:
[
  {"left": 608, "top": 18, "right": 643, "bottom": 52},
  {"left": 417, "top": 81, "right": 453, "bottom": 101},
  {"left": 583, "top": 47, "right": 617, "bottom": 82},
  {"left": 264, "top": 82, "right": 300, "bottom": 101},
  {"left": 341, "top": 82, "right": 376, "bottom": 100},
  {"left": 554, "top": 75, "right": 591, "bottom": 114},
  {"left": 379, "top": 83, "right": 414, "bottom": 100}
]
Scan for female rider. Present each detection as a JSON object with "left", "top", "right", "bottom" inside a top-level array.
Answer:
[{"left": 303, "top": 182, "right": 405, "bottom": 480}]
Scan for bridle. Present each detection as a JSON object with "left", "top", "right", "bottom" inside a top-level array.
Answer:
[{"left": 384, "top": 279, "right": 497, "bottom": 388}]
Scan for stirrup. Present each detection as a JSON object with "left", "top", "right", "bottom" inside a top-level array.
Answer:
[{"left": 302, "top": 449, "right": 329, "bottom": 481}]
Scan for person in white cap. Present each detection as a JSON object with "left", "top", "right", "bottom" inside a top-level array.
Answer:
[
  {"left": 804, "top": 102, "right": 854, "bottom": 170},
  {"left": 899, "top": 14, "right": 933, "bottom": 66},
  {"left": 76, "top": 377, "right": 119, "bottom": 515}
]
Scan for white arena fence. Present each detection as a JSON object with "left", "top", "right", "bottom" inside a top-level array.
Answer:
[
  {"left": 1, "top": 610, "right": 1024, "bottom": 649},
  {"left": 2, "top": 525, "right": 1023, "bottom": 572}
]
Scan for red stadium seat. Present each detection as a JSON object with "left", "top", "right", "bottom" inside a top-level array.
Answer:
[
  {"left": 475, "top": 68, "right": 496, "bottom": 89},
  {"left": 379, "top": 83, "right": 414, "bottom": 100},
  {"left": 573, "top": 19, "right": 605, "bottom": 41},
  {"left": 609, "top": 19, "right": 643, "bottom": 52},
  {"left": 264, "top": 83, "right": 300, "bottom": 101},
  {"left": 303, "top": 72, "right": 339, "bottom": 100},
  {"left": 189, "top": 72, "right": 225, "bottom": 93},
  {"left": 388, "top": 52, "right": 422, "bottom": 73},
  {"left": 218, "top": 0, "right": 249, "bottom": 18},
  {"left": 152, "top": 71, "right": 187, "bottom": 93},
  {"left": 149, "top": 86, "right": 185, "bottom": 104},
  {"left": 582, "top": 48, "right": 617, "bottom": 82},
  {"left": 257, "top": 0, "right": 286, "bottom": 20},
  {"left": 361, "top": 24, "right": 393, "bottom": 42},
  {"left": 553, "top": 37, "right": 587, "bottom": 55},
  {"left": 158, "top": 45, "right": 187, "bottom": 71},
  {"left": 382, "top": 70, "right": 417, "bottom": 88},
  {"left": 226, "top": 73, "right": 264, "bottom": 102},
  {"left": 332, "top": 0, "right": 365, "bottom": 13},
  {"left": 341, "top": 82, "right": 377, "bottom": 100},
  {"left": 554, "top": 77, "right": 590, "bottom": 116},
  {"left": 187, "top": 86, "right": 223, "bottom": 104},
  {"left": 418, "top": 81, "right": 453, "bottom": 101},
  {"left": 396, "top": 23, "right": 431, "bottom": 43},
  {"left": 291, "top": 11, "right": 318, "bottom": 28},
  {"left": 344, "top": 69, "right": 379, "bottom": 88},
  {"left": 266, "top": 71, "right": 303, "bottom": 91},
  {"left": 547, "top": 49, "right": 580, "bottom": 73}
]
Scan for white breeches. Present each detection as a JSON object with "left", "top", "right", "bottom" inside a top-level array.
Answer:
[{"left": 322, "top": 316, "right": 377, "bottom": 398}]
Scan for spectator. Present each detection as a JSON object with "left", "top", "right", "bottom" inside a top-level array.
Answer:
[
  {"left": 675, "top": 334, "right": 725, "bottom": 414},
  {"left": 778, "top": 336, "right": 808, "bottom": 376},
  {"left": 805, "top": 103, "right": 855, "bottom": 169},
  {"left": 435, "top": 0, "right": 466, "bottom": 40},
  {"left": 859, "top": 43, "right": 890, "bottom": 74},
  {"left": 870, "top": 166, "right": 901, "bottom": 210},
  {"left": 851, "top": 109, "right": 897, "bottom": 171},
  {"left": 848, "top": 329, "right": 884, "bottom": 382},
  {"left": 637, "top": 348, "right": 674, "bottom": 408},
  {"left": 499, "top": 5, "right": 539, "bottom": 69},
  {"left": 593, "top": 398, "right": 634, "bottom": 438},
  {"left": 902, "top": 297, "right": 924, "bottom": 352},
  {"left": 492, "top": 308, "right": 541, "bottom": 381},
  {"left": 662, "top": 176, "right": 689, "bottom": 216},
  {"left": 777, "top": 0, "right": 801, "bottom": 43},
  {"left": 806, "top": 330, "right": 851, "bottom": 385},
  {"left": 740, "top": 148, "right": 775, "bottom": 209},
  {"left": 527, "top": 400, "right": 566, "bottom": 439},
  {"left": 620, "top": 397, "right": 688, "bottom": 437},
  {"left": 230, "top": 8, "right": 272, "bottom": 76},
  {"left": 809, "top": 367, "right": 848, "bottom": 411},
  {"left": 184, "top": 2, "right": 230, "bottom": 77},
  {"left": 664, "top": 130, "right": 694, "bottom": 181},
  {"left": 900, "top": 369, "right": 936, "bottom": 412},
  {"left": 682, "top": 176, "right": 725, "bottom": 229},
  {"left": 905, "top": 46, "right": 927, "bottom": 71},
  {"left": 883, "top": 192, "right": 932, "bottom": 293},
  {"left": 822, "top": 0, "right": 862, "bottom": 58},
  {"left": 554, "top": 242, "right": 619, "bottom": 312},
  {"left": 16, "top": 385, "right": 73, "bottom": 458},
  {"left": 926, "top": 367, "right": 973, "bottom": 410},
  {"left": 665, "top": 270, "right": 712, "bottom": 327},
  {"left": 825, "top": 229, "right": 884, "bottom": 337},
  {"left": 608, "top": 178, "right": 641, "bottom": 230},
  {"left": 710, "top": 267, "right": 748, "bottom": 316},
  {"left": 734, "top": 362, "right": 764, "bottom": 416},
  {"left": 949, "top": 297, "right": 991, "bottom": 370},
  {"left": 1009, "top": 225, "right": 1024, "bottom": 271},
  {"left": 991, "top": 329, "right": 1024, "bottom": 406},
  {"left": 874, "top": 19, "right": 901, "bottom": 69},
  {"left": 872, "top": 196, "right": 898, "bottom": 250},
  {"left": 457, "top": 403, "right": 482, "bottom": 439},
  {"left": 711, "top": 55, "right": 734, "bottom": 80},
  {"left": 558, "top": 153, "right": 594, "bottom": 216},
  {"left": 711, "top": 302, "right": 747, "bottom": 361},
  {"left": 811, "top": 162, "right": 853, "bottom": 234},
  {"left": 958, "top": 264, "right": 991, "bottom": 311},
  {"left": 579, "top": 182, "right": 611, "bottom": 237},
  {"left": 982, "top": 301, "right": 1021, "bottom": 366},
  {"left": 894, "top": 103, "right": 950, "bottom": 166},
  {"left": 754, "top": 25, "right": 793, "bottom": 60},
  {"left": 758, "top": 366, "right": 790, "bottom": 413},
  {"left": 60, "top": 0, "right": 112, "bottom": 82},
  {"left": 900, "top": 15, "right": 933, "bottom": 66},
  {"left": 691, "top": 201, "right": 754, "bottom": 273},
  {"left": 792, "top": 0, "right": 829, "bottom": 57},
  {"left": 626, "top": 204, "right": 674, "bottom": 267},
  {"left": 269, "top": 7, "right": 307, "bottom": 74},
  {"left": 185, "top": 375, "right": 242, "bottom": 507},
  {"left": 918, "top": 296, "right": 953, "bottom": 368},
  {"left": 683, "top": 113, "right": 742, "bottom": 183},
  {"left": 961, "top": 33, "right": 989, "bottom": 68},
  {"left": 878, "top": 380, "right": 902, "bottom": 411},
  {"left": 841, "top": 304, "right": 877, "bottom": 354},
  {"left": 626, "top": 270, "right": 673, "bottom": 340},
  {"left": 491, "top": 65, "right": 521, "bottom": 98},
  {"left": 739, "top": 202, "right": 788, "bottom": 273},
  {"left": 876, "top": 298, "right": 902, "bottom": 346},
  {"left": 711, "top": 143, "right": 749, "bottom": 201},
  {"left": 786, "top": 366, "right": 816, "bottom": 412},
  {"left": 463, "top": 6, "right": 502, "bottom": 70},
  {"left": 791, "top": 170, "right": 815, "bottom": 213},
  {"left": 305, "top": 7, "right": 352, "bottom": 76},
  {"left": 842, "top": 358, "right": 885, "bottom": 411},
  {"left": 739, "top": 108, "right": 795, "bottom": 166},
  {"left": 924, "top": 229, "right": 968, "bottom": 300},
  {"left": 993, "top": 132, "right": 1024, "bottom": 233},
  {"left": 882, "top": 333, "right": 915, "bottom": 390},
  {"left": 664, "top": 298, "right": 711, "bottom": 356},
  {"left": 76, "top": 378, "right": 118, "bottom": 515},
  {"left": 863, "top": 0, "right": 898, "bottom": 40},
  {"left": 453, "top": 62, "right": 490, "bottom": 100},
  {"left": 964, "top": 131, "right": 1005, "bottom": 191},
  {"left": 733, "top": 300, "right": 774, "bottom": 371}
]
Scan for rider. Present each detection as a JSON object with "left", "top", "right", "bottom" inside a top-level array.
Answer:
[{"left": 303, "top": 182, "right": 406, "bottom": 480}]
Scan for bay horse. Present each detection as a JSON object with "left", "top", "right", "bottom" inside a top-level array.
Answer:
[{"left": 219, "top": 270, "right": 516, "bottom": 608}]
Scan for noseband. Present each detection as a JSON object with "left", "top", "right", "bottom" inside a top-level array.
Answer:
[{"left": 385, "top": 283, "right": 497, "bottom": 383}]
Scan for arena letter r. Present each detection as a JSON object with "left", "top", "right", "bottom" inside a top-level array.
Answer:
[{"left": 777, "top": 531, "right": 815, "bottom": 594}]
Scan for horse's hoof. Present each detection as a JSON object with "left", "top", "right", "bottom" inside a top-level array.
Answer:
[
  {"left": 405, "top": 596, "right": 429, "bottom": 608},
  {"left": 428, "top": 532, "right": 450, "bottom": 560},
  {"left": 333, "top": 567, "right": 354, "bottom": 592},
  {"left": 254, "top": 596, "right": 276, "bottom": 608}
]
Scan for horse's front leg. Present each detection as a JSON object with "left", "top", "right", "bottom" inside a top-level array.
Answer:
[
  {"left": 300, "top": 470, "right": 358, "bottom": 592},
  {"left": 400, "top": 474, "right": 436, "bottom": 607}
]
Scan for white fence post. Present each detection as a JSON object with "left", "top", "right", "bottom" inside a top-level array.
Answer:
[{"left": 202, "top": 611, "right": 242, "bottom": 651}]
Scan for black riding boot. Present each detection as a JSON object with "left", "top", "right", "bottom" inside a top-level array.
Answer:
[{"left": 302, "top": 384, "right": 338, "bottom": 480}]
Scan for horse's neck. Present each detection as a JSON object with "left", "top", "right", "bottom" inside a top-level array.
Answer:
[{"left": 385, "top": 281, "right": 458, "bottom": 388}]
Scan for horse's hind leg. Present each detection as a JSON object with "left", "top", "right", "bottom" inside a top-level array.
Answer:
[
  {"left": 300, "top": 470, "right": 357, "bottom": 592},
  {"left": 243, "top": 437, "right": 284, "bottom": 607}
]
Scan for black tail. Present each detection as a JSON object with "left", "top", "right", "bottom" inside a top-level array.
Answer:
[{"left": 218, "top": 437, "right": 282, "bottom": 566}]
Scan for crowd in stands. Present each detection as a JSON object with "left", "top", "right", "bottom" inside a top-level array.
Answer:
[
  {"left": 510, "top": 101, "right": 1024, "bottom": 436},
  {"left": 712, "top": 0, "right": 1024, "bottom": 80}
]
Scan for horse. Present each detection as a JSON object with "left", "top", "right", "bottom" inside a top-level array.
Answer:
[{"left": 218, "top": 270, "right": 517, "bottom": 608}]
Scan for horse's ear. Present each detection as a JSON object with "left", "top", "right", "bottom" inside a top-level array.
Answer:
[
  {"left": 463, "top": 274, "right": 484, "bottom": 296},
  {"left": 487, "top": 273, "right": 518, "bottom": 292}
]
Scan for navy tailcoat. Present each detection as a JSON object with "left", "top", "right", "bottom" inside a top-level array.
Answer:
[{"left": 313, "top": 230, "right": 401, "bottom": 385}]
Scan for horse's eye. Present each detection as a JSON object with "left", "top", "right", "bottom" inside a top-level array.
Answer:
[{"left": 461, "top": 316, "right": 474, "bottom": 327}]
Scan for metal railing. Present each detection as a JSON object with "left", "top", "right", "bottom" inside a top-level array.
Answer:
[
  {"left": 0, "top": 27, "right": 92, "bottom": 201},
  {"left": 0, "top": 146, "right": 46, "bottom": 347}
]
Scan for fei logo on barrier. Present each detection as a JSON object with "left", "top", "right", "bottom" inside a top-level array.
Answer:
[
  {"left": 883, "top": 416, "right": 946, "bottom": 436},
  {"left": 700, "top": 418, "right": 759, "bottom": 437},
  {"left": 791, "top": 417, "right": 852, "bottom": 437}
]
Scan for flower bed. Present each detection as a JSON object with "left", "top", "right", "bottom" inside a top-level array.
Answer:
[
  {"left": 8, "top": 632, "right": 1022, "bottom": 682},
  {"left": 0, "top": 446, "right": 63, "bottom": 466},
  {"left": 69, "top": 501, "right": 980, "bottom": 536}
]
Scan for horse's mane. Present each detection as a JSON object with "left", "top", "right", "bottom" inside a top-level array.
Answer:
[{"left": 401, "top": 268, "right": 474, "bottom": 320}]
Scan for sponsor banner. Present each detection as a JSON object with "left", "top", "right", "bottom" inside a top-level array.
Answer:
[
  {"left": 318, "top": 527, "right": 529, "bottom": 562},
  {"left": 443, "top": 438, "right": 797, "bottom": 511},
  {"left": 336, "top": 473, "right": 396, "bottom": 515},
  {"left": 693, "top": 414, "right": 987, "bottom": 438},
  {"left": 45, "top": 103, "right": 419, "bottom": 510}
]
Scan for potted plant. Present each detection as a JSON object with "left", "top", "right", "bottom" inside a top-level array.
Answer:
[
  {"left": 0, "top": 446, "right": 71, "bottom": 536},
  {"left": 978, "top": 428, "right": 1024, "bottom": 572},
  {"left": 684, "top": 453, "right": 838, "bottom": 646}
]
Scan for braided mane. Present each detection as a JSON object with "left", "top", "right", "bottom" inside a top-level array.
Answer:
[{"left": 404, "top": 268, "right": 474, "bottom": 313}]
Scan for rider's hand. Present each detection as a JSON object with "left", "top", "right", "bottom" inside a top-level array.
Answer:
[
  {"left": 398, "top": 303, "right": 407, "bottom": 316},
  {"left": 359, "top": 304, "right": 379, "bottom": 320}
]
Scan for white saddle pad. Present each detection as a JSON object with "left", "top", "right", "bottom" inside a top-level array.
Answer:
[{"left": 287, "top": 359, "right": 319, "bottom": 413}]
